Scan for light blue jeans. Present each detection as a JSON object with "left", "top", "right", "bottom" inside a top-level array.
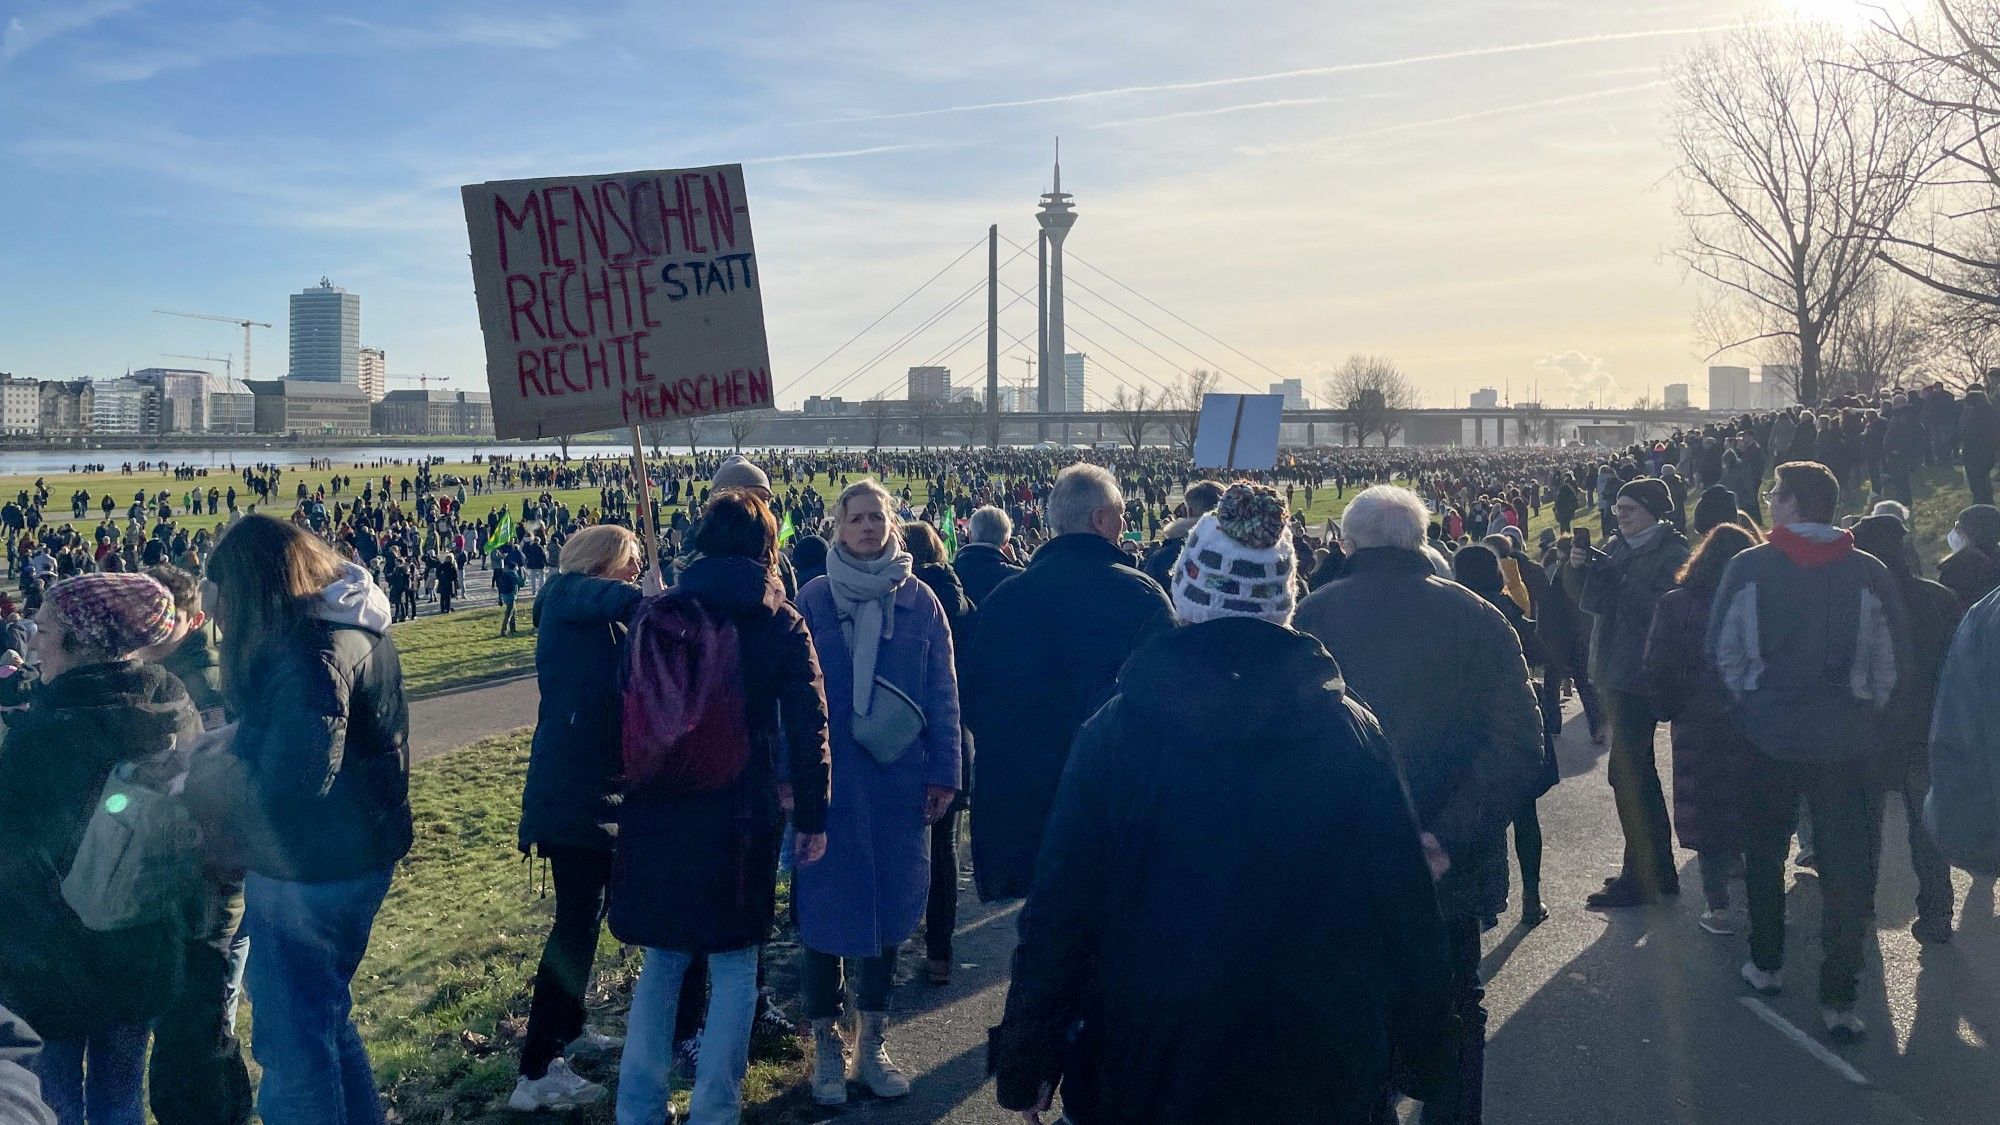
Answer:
[
  {"left": 243, "top": 869, "right": 393, "bottom": 1125},
  {"left": 616, "top": 945, "right": 758, "bottom": 1125}
]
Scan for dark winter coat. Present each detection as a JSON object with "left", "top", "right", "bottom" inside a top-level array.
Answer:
[
  {"left": 963, "top": 533, "right": 1173, "bottom": 901},
  {"left": 519, "top": 571, "right": 643, "bottom": 853},
  {"left": 1294, "top": 547, "right": 1545, "bottom": 918},
  {"left": 609, "top": 556, "right": 831, "bottom": 953},
  {"left": 1961, "top": 392, "right": 1998, "bottom": 459},
  {"left": 952, "top": 542, "right": 1023, "bottom": 607},
  {"left": 1927, "top": 587, "right": 2000, "bottom": 874},
  {"left": 989, "top": 618, "right": 1455, "bottom": 1124},
  {"left": 1879, "top": 571, "right": 1962, "bottom": 773},
  {"left": 1643, "top": 586, "right": 1753, "bottom": 853},
  {"left": 1139, "top": 517, "right": 1197, "bottom": 591},
  {"left": 915, "top": 561, "right": 977, "bottom": 805},
  {"left": 189, "top": 616, "right": 412, "bottom": 883},
  {"left": 1568, "top": 523, "right": 1691, "bottom": 695},
  {"left": 0, "top": 661, "right": 201, "bottom": 1038},
  {"left": 1939, "top": 546, "right": 2000, "bottom": 612},
  {"left": 159, "top": 621, "right": 225, "bottom": 724}
]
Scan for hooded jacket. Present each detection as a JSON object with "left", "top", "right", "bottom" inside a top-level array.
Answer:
[
  {"left": 186, "top": 565, "right": 411, "bottom": 882},
  {"left": 1927, "top": 587, "right": 2000, "bottom": 874},
  {"left": 0, "top": 661, "right": 201, "bottom": 1038},
  {"left": 1705, "top": 525, "right": 1908, "bottom": 764},
  {"left": 989, "top": 618, "right": 1454, "bottom": 1124}
]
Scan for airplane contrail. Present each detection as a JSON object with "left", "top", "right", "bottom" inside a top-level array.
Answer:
[
  {"left": 1315, "top": 79, "right": 1668, "bottom": 145},
  {"left": 1091, "top": 96, "right": 1340, "bottom": 130},
  {"left": 743, "top": 142, "right": 945, "bottom": 164},
  {"left": 800, "top": 22, "right": 1770, "bottom": 126}
]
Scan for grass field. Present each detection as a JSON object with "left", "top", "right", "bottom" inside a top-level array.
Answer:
[{"left": 394, "top": 607, "right": 537, "bottom": 697}]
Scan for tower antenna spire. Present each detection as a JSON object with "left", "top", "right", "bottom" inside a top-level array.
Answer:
[{"left": 1053, "top": 136, "right": 1061, "bottom": 192}]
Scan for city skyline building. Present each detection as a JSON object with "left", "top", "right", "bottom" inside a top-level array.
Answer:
[
  {"left": 1708, "top": 365, "right": 1752, "bottom": 412},
  {"left": 907, "top": 365, "right": 951, "bottom": 401},
  {"left": 289, "top": 277, "right": 360, "bottom": 384},
  {"left": 358, "top": 346, "right": 386, "bottom": 401},
  {"left": 1664, "top": 383, "right": 1691, "bottom": 409},
  {"left": 1036, "top": 144, "right": 1076, "bottom": 419},
  {"left": 1470, "top": 387, "right": 1499, "bottom": 408},
  {"left": 1063, "top": 351, "right": 1088, "bottom": 411},
  {"left": 1270, "top": 378, "right": 1305, "bottom": 408}
]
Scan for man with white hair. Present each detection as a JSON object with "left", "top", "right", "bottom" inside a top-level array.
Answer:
[
  {"left": 1294, "top": 485, "right": 1544, "bottom": 1125},
  {"left": 953, "top": 506, "right": 1023, "bottom": 606},
  {"left": 963, "top": 464, "right": 1172, "bottom": 901}
]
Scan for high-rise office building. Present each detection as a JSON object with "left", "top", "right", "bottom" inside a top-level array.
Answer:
[
  {"left": 907, "top": 366, "right": 951, "bottom": 401},
  {"left": 358, "top": 346, "right": 386, "bottom": 401},
  {"left": 1664, "top": 383, "right": 1691, "bottom": 409},
  {"left": 1470, "top": 387, "right": 1500, "bottom": 408},
  {"left": 1270, "top": 378, "right": 1305, "bottom": 408},
  {"left": 1707, "top": 366, "right": 1752, "bottom": 411},
  {"left": 1064, "top": 351, "right": 1088, "bottom": 411},
  {"left": 1757, "top": 365, "right": 1797, "bottom": 408},
  {"left": 91, "top": 377, "right": 160, "bottom": 435},
  {"left": 289, "top": 278, "right": 360, "bottom": 384}
]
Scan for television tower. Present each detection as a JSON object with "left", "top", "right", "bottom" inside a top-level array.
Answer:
[{"left": 1036, "top": 140, "right": 1077, "bottom": 421}]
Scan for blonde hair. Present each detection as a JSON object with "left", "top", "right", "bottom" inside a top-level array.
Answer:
[
  {"left": 835, "top": 480, "right": 900, "bottom": 543},
  {"left": 560, "top": 524, "right": 640, "bottom": 577}
]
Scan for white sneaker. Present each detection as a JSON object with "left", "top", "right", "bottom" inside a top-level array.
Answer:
[
  {"left": 568, "top": 1026, "right": 624, "bottom": 1055},
  {"left": 1740, "top": 961, "right": 1783, "bottom": 996},
  {"left": 1698, "top": 909, "right": 1738, "bottom": 936},
  {"left": 810, "top": 1018, "right": 848, "bottom": 1106},
  {"left": 507, "top": 1058, "right": 607, "bottom": 1111},
  {"left": 852, "top": 1012, "right": 911, "bottom": 1099},
  {"left": 1821, "top": 1006, "right": 1865, "bottom": 1043}
]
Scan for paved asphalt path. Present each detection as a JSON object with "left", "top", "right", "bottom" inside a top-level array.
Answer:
[{"left": 407, "top": 686, "right": 2000, "bottom": 1123}]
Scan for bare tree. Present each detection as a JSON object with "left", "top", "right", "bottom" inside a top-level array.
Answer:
[
  {"left": 1825, "top": 273, "right": 1927, "bottom": 396},
  {"left": 726, "top": 408, "right": 773, "bottom": 452},
  {"left": 1322, "top": 354, "right": 1417, "bottom": 446},
  {"left": 680, "top": 417, "right": 704, "bottom": 457},
  {"left": 556, "top": 435, "right": 572, "bottom": 460},
  {"left": 1162, "top": 369, "right": 1220, "bottom": 454},
  {"left": 909, "top": 396, "right": 949, "bottom": 450},
  {"left": 641, "top": 422, "right": 672, "bottom": 458},
  {"left": 1108, "top": 385, "right": 1156, "bottom": 451},
  {"left": 1671, "top": 20, "right": 1940, "bottom": 405},
  {"left": 865, "top": 397, "right": 893, "bottom": 451}
]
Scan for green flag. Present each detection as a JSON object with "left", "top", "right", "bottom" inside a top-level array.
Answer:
[
  {"left": 942, "top": 514, "right": 958, "bottom": 558},
  {"left": 484, "top": 511, "right": 513, "bottom": 554},
  {"left": 778, "top": 511, "right": 796, "bottom": 547}
]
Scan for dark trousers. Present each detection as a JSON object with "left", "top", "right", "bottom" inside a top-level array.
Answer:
[
  {"left": 801, "top": 947, "right": 898, "bottom": 1020},
  {"left": 1885, "top": 453, "right": 1918, "bottom": 509},
  {"left": 1743, "top": 753, "right": 1876, "bottom": 1009},
  {"left": 1967, "top": 451, "right": 1996, "bottom": 507},
  {"left": 1418, "top": 914, "right": 1486, "bottom": 1125},
  {"left": 926, "top": 809, "right": 962, "bottom": 963},
  {"left": 1604, "top": 688, "right": 1677, "bottom": 893},
  {"left": 150, "top": 883, "right": 253, "bottom": 1125},
  {"left": 498, "top": 598, "right": 517, "bottom": 635},
  {"left": 1869, "top": 760, "right": 1955, "bottom": 924},
  {"left": 521, "top": 847, "right": 612, "bottom": 1079},
  {"left": 1544, "top": 663, "right": 1602, "bottom": 739}
]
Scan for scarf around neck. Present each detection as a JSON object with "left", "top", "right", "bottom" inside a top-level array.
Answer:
[{"left": 824, "top": 542, "right": 913, "bottom": 716}]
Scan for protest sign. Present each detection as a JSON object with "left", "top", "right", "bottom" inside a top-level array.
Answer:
[
  {"left": 1190, "top": 393, "right": 1282, "bottom": 471},
  {"left": 462, "top": 164, "right": 773, "bottom": 440}
]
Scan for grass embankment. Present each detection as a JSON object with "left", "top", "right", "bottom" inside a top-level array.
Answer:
[
  {"left": 393, "top": 608, "right": 537, "bottom": 697},
  {"left": 336, "top": 733, "right": 810, "bottom": 1124}
]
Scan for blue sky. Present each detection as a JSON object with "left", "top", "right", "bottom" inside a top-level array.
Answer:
[{"left": 0, "top": 0, "right": 1867, "bottom": 408}]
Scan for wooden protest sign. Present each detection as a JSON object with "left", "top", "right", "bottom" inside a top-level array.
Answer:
[
  {"left": 462, "top": 164, "right": 773, "bottom": 440},
  {"left": 1191, "top": 393, "right": 1283, "bottom": 471}
]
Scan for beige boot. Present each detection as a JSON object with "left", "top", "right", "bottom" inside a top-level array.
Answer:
[
  {"left": 809, "top": 1017, "right": 848, "bottom": 1105},
  {"left": 851, "top": 1011, "right": 911, "bottom": 1098}
]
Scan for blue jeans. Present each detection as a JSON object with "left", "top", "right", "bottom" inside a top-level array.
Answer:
[
  {"left": 243, "top": 869, "right": 393, "bottom": 1125},
  {"left": 617, "top": 946, "right": 758, "bottom": 1125},
  {"left": 34, "top": 1022, "right": 150, "bottom": 1125}
]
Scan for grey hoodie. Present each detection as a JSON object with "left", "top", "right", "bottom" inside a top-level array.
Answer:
[{"left": 314, "top": 562, "right": 394, "bottom": 633}]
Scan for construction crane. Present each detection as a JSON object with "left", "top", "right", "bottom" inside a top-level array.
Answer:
[
  {"left": 160, "top": 353, "right": 232, "bottom": 378},
  {"left": 153, "top": 310, "right": 271, "bottom": 378},
  {"left": 388, "top": 373, "right": 453, "bottom": 391}
]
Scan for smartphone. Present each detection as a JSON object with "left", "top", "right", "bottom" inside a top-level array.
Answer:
[{"left": 1574, "top": 528, "right": 1592, "bottom": 550}]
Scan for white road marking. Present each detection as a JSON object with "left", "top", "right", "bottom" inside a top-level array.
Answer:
[{"left": 1739, "top": 996, "right": 1872, "bottom": 1087}]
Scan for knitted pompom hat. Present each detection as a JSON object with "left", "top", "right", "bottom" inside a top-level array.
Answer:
[
  {"left": 43, "top": 572, "right": 176, "bottom": 657},
  {"left": 1171, "top": 483, "right": 1296, "bottom": 625}
]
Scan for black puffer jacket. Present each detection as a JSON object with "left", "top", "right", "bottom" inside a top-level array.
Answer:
[
  {"left": 1568, "top": 524, "right": 1691, "bottom": 695},
  {"left": 964, "top": 533, "right": 1172, "bottom": 901},
  {"left": 989, "top": 618, "right": 1454, "bottom": 1124},
  {"left": 519, "top": 570, "right": 643, "bottom": 854},
  {"left": 609, "top": 556, "right": 831, "bottom": 953},
  {"left": 190, "top": 606, "right": 411, "bottom": 883},
  {"left": 1295, "top": 547, "right": 1544, "bottom": 918},
  {"left": 0, "top": 661, "right": 201, "bottom": 1038}
]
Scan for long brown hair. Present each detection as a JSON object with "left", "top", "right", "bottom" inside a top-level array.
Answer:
[
  {"left": 204, "top": 515, "right": 345, "bottom": 709},
  {"left": 1677, "top": 522, "right": 1761, "bottom": 594}
]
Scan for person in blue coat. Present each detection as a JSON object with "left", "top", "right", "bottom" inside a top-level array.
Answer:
[
  {"left": 793, "top": 479, "right": 961, "bottom": 1108},
  {"left": 1927, "top": 585, "right": 2000, "bottom": 876}
]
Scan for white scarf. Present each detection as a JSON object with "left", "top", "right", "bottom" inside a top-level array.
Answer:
[{"left": 824, "top": 542, "right": 913, "bottom": 716}]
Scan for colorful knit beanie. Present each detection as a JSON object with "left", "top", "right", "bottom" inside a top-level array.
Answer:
[
  {"left": 1171, "top": 483, "right": 1297, "bottom": 625},
  {"left": 43, "top": 573, "right": 177, "bottom": 657}
]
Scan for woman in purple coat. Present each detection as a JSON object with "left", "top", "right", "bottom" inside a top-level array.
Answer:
[
  {"left": 1643, "top": 521, "right": 1761, "bottom": 936},
  {"left": 794, "top": 479, "right": 961, "bottom": 1108}
]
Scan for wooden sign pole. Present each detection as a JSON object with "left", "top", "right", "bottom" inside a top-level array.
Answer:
[{"left": 630, "top": 425, "right": 664, "bottom": 595}]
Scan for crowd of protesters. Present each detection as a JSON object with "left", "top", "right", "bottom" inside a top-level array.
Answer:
[{"left": 2, "top": 377, "right": 2000, "bottom": 1124}]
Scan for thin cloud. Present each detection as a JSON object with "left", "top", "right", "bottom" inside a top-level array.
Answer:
[
  {"left": 1244, "top": 80, "right": 1667, "bottom": 155},
  {"left": 800, "top": 22, "right": 1769, "bottom": 125},
  {"left": 743, "top": 142, "right": 948, "bottom": 165},
  {"left": 1, "top": 0, "right": 145, "bottom": 62},
  {"left": 1090, "top": 97, "right": 1338, "bottom": 130}
]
